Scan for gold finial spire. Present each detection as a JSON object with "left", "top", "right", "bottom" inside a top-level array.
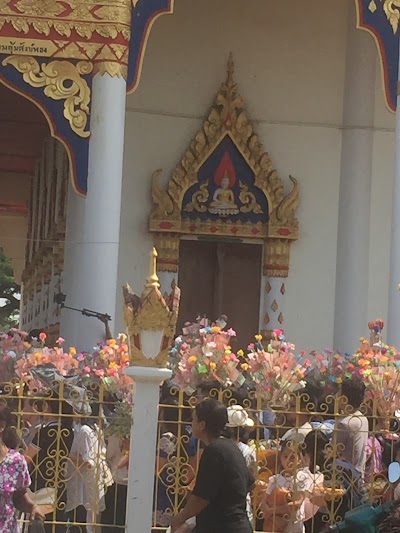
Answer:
[
  {"left": 227, "top": 52, "right": 234, "bottom": 84},
  {"left": 145, "top": 247, "right": 160, "bottom": 290}
]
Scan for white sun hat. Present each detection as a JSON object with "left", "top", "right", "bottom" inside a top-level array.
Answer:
[{"left": 227, "top": 405, "right": 254, "bottom": 428}]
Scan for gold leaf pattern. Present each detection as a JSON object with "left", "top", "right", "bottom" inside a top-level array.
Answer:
[
  {"left": 15, "top": 0, "right": 65, "bottom": 17},
  {"left": 382, "top": 0, "right": 400, "bottom": 33},
  {"left": 239, "top": 182, "right": 263, "bottom": 214}
]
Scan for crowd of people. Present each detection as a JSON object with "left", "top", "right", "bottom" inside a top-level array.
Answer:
[{"left": 0, "top": 372, "right": 400, "bottom": 533}]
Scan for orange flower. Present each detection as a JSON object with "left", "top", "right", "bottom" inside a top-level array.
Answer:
[
  {"left": 188, "top": 356, "right": 197, "bottom": 364},
  {"left": 209, "top": 362, "right": 217, "bottom": 370},
  {"left": 212, "top": 326, "right": 221, "bottom": 332},
  {"left": 241, "top": 363, "right": 249, "bottom": 371}
]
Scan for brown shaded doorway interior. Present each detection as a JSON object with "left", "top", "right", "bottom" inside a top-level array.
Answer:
[{"left": 177, "top": 239, "right": 262, "bottom": 350}]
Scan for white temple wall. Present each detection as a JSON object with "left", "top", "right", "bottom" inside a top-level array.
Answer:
[{"left": 117, "top": 0, "right": 395, "bottom": 350}]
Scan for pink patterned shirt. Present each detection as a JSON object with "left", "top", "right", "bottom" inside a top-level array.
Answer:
[{"left": 0, "top": 449, "right": 31, "bottom": 533}]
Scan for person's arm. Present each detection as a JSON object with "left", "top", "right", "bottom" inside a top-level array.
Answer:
[
  {"left": 13, "top": 490, "right": 46, "bottom": 521},
  {"left": 170, "top": 495, "right": 209, "bottom": 531},
  {"left": 172, "top": 445, "right": 223, "bottom": 530}
]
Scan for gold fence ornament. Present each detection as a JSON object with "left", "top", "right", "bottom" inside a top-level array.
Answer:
[
  {"left": 123, "top": 247, "right": 181, "bottom": 368},
  {"left": 2, "top": 55, "right": 92, "bottom": 137},
  {"left": 1, "top": 377, "right": 399, "bottom": 531}
]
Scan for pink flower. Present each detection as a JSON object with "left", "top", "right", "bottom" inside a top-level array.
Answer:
[
  {"left": 95, "top": 369, "right": 105, "bottom": 377},
  {"left": 56, "top": 337, "right": 65, "bottom": 345},
  {"left": 83, "top": 366, "right": 91, "bottom": 374},
  {"left": 273, "top": 328, "right": 283, "bottom": 337},
  {"left": 227, "top": 328, "right": 237, "bottom": 337},
  {"left": 39, "top": 332, "right": 47, "bottom": 341}
]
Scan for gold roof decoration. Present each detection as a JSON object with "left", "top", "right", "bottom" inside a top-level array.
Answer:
[
  {"left": 149, "top": 54, "right": 299, "bottom": 241},
  {"left": 123, "top": 248, "right": 180, "bottom": 368}
]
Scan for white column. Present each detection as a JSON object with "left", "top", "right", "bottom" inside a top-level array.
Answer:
[
  {"left": 74, "top": 73, "right": 126, "bottom": 349},
  {"left": 60, "top": 183, "right": 86, "bottom": 346},
  {"left": 387, "top": 42, "right": 400, "bottom": 345},
  {"left": 262, "top": 277, "right": 286, "bottom": 333},
  {"left": 333, "top": 9, "right": 376, "bottom": 352},
  {"left": 124, "top": 366, "right": 172, "bottom": 533}
]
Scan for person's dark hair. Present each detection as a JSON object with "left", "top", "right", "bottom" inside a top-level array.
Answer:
[
  {"left": 223, "top": 425, "right": 250, "bottom": 444},
  {"left": 195, "top": 398, "right": 228, "bottom": 438},
  {"left": 341, "top": 378, "right": 366, "bottom": 409},
  {"left": 196, "top": 380, "right": 220, "bottom": 398},
  {"left": 304, "top": 430, "right": 330, "bottom": 474},
  {"left": 0, "top": 402, "right": 20, "bottom": 449}
]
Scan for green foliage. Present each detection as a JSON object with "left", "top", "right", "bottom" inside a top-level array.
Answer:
[
  {"left": 106, "top": 401, "right": 132, "bottom": 440},
  {"left": 0, "top": 248, "right": 20, "bottom": 330}
]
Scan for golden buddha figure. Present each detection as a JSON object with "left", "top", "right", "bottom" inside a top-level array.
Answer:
[{"left": 209, "top": 172, "right": 239, "bottom": 216}]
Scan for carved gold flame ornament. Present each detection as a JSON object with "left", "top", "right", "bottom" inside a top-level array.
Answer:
[{"left": 123, "top": 248, "right": 180, "bottom": 368}]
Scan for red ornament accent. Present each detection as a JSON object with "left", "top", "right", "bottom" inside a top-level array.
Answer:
[
  {"left": 159, "top": 222, "right": 173, "bottom": 229},
  {"left": 225, "top": 113, "right": 233, "bottom": 129},
  {"left": 189, "top": 224, "right": 197, "bottom": 232},
  {"left": 277, "top": 228, "right": 291, "bottom": 236},
  {"left": 231, "top": 227, "right": 239, "bottom": 234},
  {"left": 251, "top": 228, "right": 260, "bottom": 235},
  {"left": 214, "top": 151, "right": 236, "bottom": 187},
  {"left": 210, "top": 226, "right": 219, "bottom": 233}
]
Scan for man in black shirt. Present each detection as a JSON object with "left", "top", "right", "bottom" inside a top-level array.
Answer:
[{"left": 171, "top": 398, "right": 254, "bottom": 533}]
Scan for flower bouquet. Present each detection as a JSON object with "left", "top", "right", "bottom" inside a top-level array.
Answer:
[
  {"left": 244, "top": 329, "right": 311, "bottom": 406},
  {"left": 75, "top": 335, "right": 132, "bottom": 397},
  {"left": 305, "top": 349, "right": 350, "bottom": 392},
  {"left": 14, "top": 335, "right": 133, "bottom": 398},
  {"left": 15, "top": 337, "right": 79, "bottom": 384},
  {"left": 349, "top": 320, "right": 400, "bottom": 423},
  {"left": 0, "top": 328, "right": 31, "bottom": 382},
  {"left": 169, "top": 316, "right": 244, "bottom": 393}
]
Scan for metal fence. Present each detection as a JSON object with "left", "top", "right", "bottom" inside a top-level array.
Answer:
[{"left": 2, "top": 378, "right": 399, "bottom": 532}]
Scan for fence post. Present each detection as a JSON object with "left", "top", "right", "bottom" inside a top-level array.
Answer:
[{"left": 123, "top": 248, "right": 180, "bottom": 533}]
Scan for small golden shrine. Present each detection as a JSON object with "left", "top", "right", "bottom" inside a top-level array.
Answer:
[{"left": 123, "top": 248, "right": 180, "bottom": 368}]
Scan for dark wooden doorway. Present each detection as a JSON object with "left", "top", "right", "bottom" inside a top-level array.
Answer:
[{"left": 177, "top": 240, "right": 262, "bottom": 350}]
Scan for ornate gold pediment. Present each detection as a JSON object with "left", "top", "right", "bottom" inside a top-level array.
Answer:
[{"left": 149, "top": 54, "right": 299, "bottom": 242}]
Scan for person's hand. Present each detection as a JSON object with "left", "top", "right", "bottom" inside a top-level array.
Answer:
[{"left": 31, "top": 504, "right": 46, "bottom": 522}]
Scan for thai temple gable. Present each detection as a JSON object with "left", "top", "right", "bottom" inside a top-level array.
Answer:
[{"left": 0, "top": 0, "right": 398, "bottom": 351}]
